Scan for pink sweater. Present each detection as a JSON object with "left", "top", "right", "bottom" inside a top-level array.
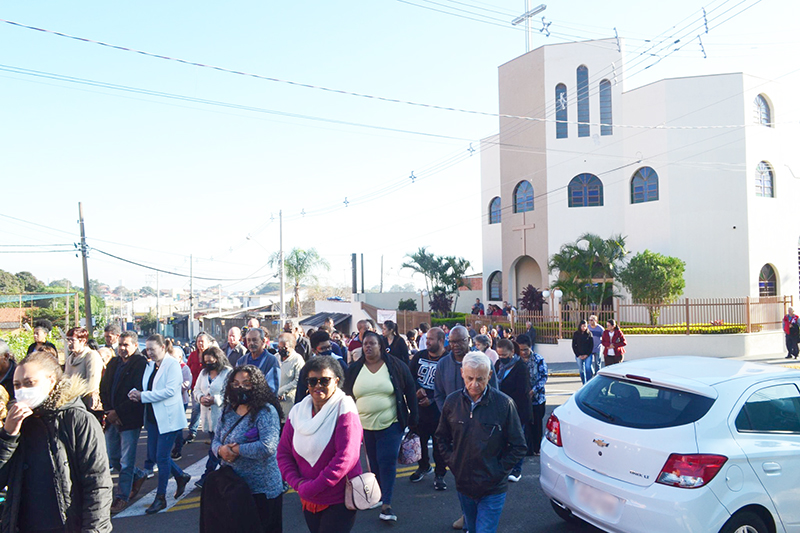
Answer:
[{"left": 277, "top": 410, "right": 363, "bottom": 505}]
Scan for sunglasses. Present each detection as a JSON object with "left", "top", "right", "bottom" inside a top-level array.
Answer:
[{"left": 307, "top": 377, "right": 334, "bottom": 388}]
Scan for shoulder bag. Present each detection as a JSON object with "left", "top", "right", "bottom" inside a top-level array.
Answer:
[{"left": 345, "top": 443, "right": 382, "bottom": 511}]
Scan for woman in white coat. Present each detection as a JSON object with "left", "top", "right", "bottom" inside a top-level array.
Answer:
[
  {"left": 129, "top": 334, "right": 192, "bottom": 514},
  {"left": 193, "top": 346, "right": 231, "bottom": 487}
]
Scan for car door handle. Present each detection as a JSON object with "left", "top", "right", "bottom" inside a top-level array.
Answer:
[{"left": 762, "top": 462, "right": 781, "bottom": 474}]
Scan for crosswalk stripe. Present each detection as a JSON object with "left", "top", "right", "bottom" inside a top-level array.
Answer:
[{"left": 114, "top": 458, "right": 207, "bottom": 518}]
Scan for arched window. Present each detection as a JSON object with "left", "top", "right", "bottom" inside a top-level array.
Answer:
[
  {"left": 577, "top": 65, "right": 590, "bottom": 137},
  {"left": 755, "top": 94, "right": 772, "bottom": 127},
  {"left": 759, "top": 264, "right": 777, "bottom": 297},
  {"left": 555, "top": 83, "right": 568, "bottom": 139},
  {"left": 514, "top": 181, "right": 534, "bottom": 213},
  {"left": 631, "top": 167, "right": 659, "bottom": 204},
  {"left": 488, "top": 271, "right": 502, "bottom": 300},
  {"left": 755, "top": 161, "right": 774, "bottom": 198},
  {"left": 599, "top": 79, "right": 612, "bottom": 136},
  {"left": 568, "top": 174, "right": 603, "bottom": 207},
  {"left": 489, "top": 197, "right": 501, "bottom": 224}
]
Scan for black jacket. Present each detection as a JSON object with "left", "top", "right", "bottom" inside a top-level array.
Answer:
[
  {"left": 295, "top": 336, "right": 312, "bottom": 361},
  {"left": 0, "top": 377, "right": 113, "bottom": 533},
  {"left": 435, "top": 386, "right": 527, "bottom": 500},
  {"left": 0, "top": 359, "right": 16, "bottom": 401},
  {"left": 343, "top": 352, "right": 419, "bottom": 431},
  {"left": 494, "top": 358, "right": 533, "bottom": 424},
  {"left": 200, "top": 465, "right": 262, "bottom": 533},
  {"left": 385, "top": 335, "right": 410, "bottom": 365},
  {"left": 99, "top": 352, "right": 147, "bottom": 431},
  {"left": 572, "top": 330, "right": 594, "bottom": 357},
  {"left": 221, "top": 342, "right": 248, "bottom": 367},
  {"left": 294, "top": 356, "right": 348, "bottom": 405}
]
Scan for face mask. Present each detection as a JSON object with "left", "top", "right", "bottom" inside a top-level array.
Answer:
[
  {"left": 203, "top": 362, "right": 218, "bottom": 372},
  {"left": 15, "top": 382, "right": 51, "bottom": 409},
  {"left": 319, "top": 350, "right": 334, "bottom": 357},
  {"left": 278, "top": 347, "right": 288, "bottom": 358},
  {"left": 229, "top": 387, "right": 251, "bottom": 405}
]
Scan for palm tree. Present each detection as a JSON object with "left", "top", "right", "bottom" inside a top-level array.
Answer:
[
  {"left": 401, "top": 247, "right": 439, "bottom": 294},
  {"left": 268, "top": 248, "right": 330, "bottom": 317}
]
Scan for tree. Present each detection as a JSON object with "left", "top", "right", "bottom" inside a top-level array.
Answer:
[
  {"left": 139, "top": 286, "right": 157, "bottom": 297},
  {"left": 519, "top": 285, "right": 547, "bottom": 312},
  {"left": 618, "top": 250, "right": 686, "bottom": 325},
  {"left": 268, "top": 248, "right": 330, "bottom": 318},
  {"left": 49, "top": 278, "right": 74, "bottom": 289},
  {"left": 548, "top": 233, "right": 628, "bottom": 309},
  {"left": 0, "top": 270, "right": 21, "bottom": 294},
  {"left": 428, "top": 292, "right": 453, "bottom": 315},
  {"left": 15, "top": 271, "right": 44, "bottom": 293},
  {"left": 139, "top": 311, "right": 158, "bottom": 335},
  {"left": 401, "top": 247, "right": 440, "bottom": 295},
  {"left": 398, "top": 298, "right": 417, "bottom": 311},
  {"left": 401, "top": 249, "right": 471, "bottom": 315}
]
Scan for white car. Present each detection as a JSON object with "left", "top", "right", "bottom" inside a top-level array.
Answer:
[{"left": 540, "top": 356, "right": 800, "bottom": 533}]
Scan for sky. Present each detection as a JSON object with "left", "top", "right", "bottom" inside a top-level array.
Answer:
[{"left": 0, "top": 0, "right": 796, "bottom": 295}]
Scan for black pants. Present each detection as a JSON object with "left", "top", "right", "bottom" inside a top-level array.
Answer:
[
  {"left": 526, "top": 402, "right": 546, "bottom": 454},
  {"left": 253, "top": 493, "right": 283, "bottom": 533},
  {"left": 786, "top": 335, "right": 799, "bottom": 357},
  {"left": 417, "top": 406, "right": 447, "bottom": 476},
  {"left": 303, "top": 503, "right": 357, "bottom": 533}
]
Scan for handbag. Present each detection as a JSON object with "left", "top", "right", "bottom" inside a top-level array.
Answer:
[
  {"left": 345, "top": 443, "right": 382, "bottom": 511},
  {"left": 398, "top": 432, "right": 422, "bottom": 465}
]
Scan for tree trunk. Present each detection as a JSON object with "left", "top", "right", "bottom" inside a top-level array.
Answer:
[{"left": 294, "top": 282, "right": 301, "bottom": 317}]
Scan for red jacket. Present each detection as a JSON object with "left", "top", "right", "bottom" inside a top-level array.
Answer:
[
  {"left": 783, "top": 314, "right": 797, "bottom": 335},
  {"left": 601, "top": 328, "right": 627, "bottom": 357},
  {"left": 187, "top": 349, "right": 203, "bottom": 388}
]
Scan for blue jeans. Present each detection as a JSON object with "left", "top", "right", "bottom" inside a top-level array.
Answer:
[
  {"left": 458, "top": 491, "right": 507, "bottom": 533},
  {"left": 363, "top": 422, "right": 403, "bottom": 506},
  {"left": 576, "top": 356, "right": 593, "bottom": 385},
  {"left": 200, "top": 431, "right": 220, "bottom": 481},
  {"left": 145, "top": 421, "right": 186, "bottom": 496},
  {"left": 172, "top": 404, "right": 189, "bottom": 454},
  {"left": 106, "top": 425, "right": 144, "bottom": 501},
  {"left": 188, "top": 397, "right": 201, "bottom": 435},
  {"left": 592, "top": 348, "right": 603, "bottom": 375}
]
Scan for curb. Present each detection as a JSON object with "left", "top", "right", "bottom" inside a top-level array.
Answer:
[{"left": 549, "top": 371, "right": 580, "bottom": 377}]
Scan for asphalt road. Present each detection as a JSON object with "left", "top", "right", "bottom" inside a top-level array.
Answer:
[{"left": 112, "top": 375, "right": 598, "bottom": 532}]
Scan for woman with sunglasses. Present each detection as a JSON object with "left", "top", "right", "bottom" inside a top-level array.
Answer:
[
  {"left": 210, "top": 365, "right": 284, "bottom": 532},
  {"left": 343, "top": 331, "right": 418, "bottom": 523},
  {"left": 277, "top": 356, "right": 363, "bottom": 533}
]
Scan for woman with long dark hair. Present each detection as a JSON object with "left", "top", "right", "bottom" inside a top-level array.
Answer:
[
  {"left": 211, "top": 365, "right": 284, "bottom": 532},
  {"left": 572, "top": 320, "right": 594, "bottom": 384},
  {"left": 601, "top": 319, "right": 627, "bottom": 366},
  {"left": 381, "top": 320, "right": 409, "bottom": 364}
]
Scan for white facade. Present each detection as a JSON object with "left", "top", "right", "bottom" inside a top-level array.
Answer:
[{"left": 482, "top": 38, "right": 800, "bottom": 305}]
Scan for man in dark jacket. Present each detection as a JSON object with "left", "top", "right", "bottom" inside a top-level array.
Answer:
[
  {"left": 221, "top": 326, "right": 247, "bottom": 367},
  {"left": 436, "top": 352, "right": 527, "bottom": 533},
  {"left": 494, "top": 338, "right": 532, "bottom": 482},
  {"left": 99, "top": 330, "right": 147, "bottom": 513}
]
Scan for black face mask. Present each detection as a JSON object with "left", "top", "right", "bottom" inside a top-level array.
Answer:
[
  {"left": 204, "top": 361, "right": 220, "bottom": 372},
  {"left": 278, "top": 347, "right": 289, "bottom": 358},
  {"left": 229, "top": 387, "right": 251, "bottom": 405}
]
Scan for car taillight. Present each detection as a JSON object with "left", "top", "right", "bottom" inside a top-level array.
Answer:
[
  {"left": 545, "top": 414, "right": 562, "bottom": 447},
  {"left": 656, "top": 454, "right": 727, "bottom": 488}
]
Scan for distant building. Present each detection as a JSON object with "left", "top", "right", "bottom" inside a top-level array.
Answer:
[{"left": 482, "top": 38, "right": 799, "bottom": 306}]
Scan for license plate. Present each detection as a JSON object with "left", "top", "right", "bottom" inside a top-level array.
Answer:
[{"left": 573, "top": 479, "right": 622, "bottom": 519}]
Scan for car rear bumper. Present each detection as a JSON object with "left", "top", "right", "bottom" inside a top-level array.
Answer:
[{"left": 540, "top": 440, "right": 731, "bottom": 533}]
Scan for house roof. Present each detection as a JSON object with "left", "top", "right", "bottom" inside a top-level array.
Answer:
[
  {"left": 299, "top": 312, "right": 350, "bottom": 329},
  {"left": 0, "top": 308, "right": 26, "bottom": 323}
]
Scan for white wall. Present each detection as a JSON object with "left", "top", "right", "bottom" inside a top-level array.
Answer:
[
  {"left": 536, "top": 331, "right": 785, "bottom": 364},
  {"left": 481, "top": 134, "right": 503, "bottom": 305},
  {"left": 353, "top": 290, "right": 481, "bottom": 314}
]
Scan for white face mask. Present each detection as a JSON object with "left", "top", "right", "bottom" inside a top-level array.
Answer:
[{"left": 15, "top": 382, "right": 51, "bottom": 409}]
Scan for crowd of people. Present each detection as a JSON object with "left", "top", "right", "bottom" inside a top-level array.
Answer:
[{"left": 0, "top": 313, "right": 556, "bottom": 533}]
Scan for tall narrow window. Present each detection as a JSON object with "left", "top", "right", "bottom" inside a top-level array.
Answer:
[
  {"left": 599, "top": 79, "right": 612, "bottom": 136},
  {"left": 631, "top": 167, "right": 659, "bottom": 204},
  {"left": 568, "top": 174, "right": 603, "bottom": 207},
  {"left": 489, "top": 197, "right": 501, "bottom": 224},
  {"left": 759, "top": 264, "right": 777, "bottom": 297},
  {"left": 555, "top": 83, "right": 568, "bottom": 139},
  {"left": 514, "top": 181, "right": 534, "bottom": 213},
  {"left": 755, "top": 94, "right": 772, "bottom": 127},
  {"left": 488, "top": 271, "right": 502, "bottom": 300},
  {"left": 756, "top": 161, "right": 774, "bottom": 198},
  {"left": 577, "top": 65, "right": 589, "bottom": 137}
]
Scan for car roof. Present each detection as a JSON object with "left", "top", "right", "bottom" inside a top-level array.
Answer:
[{"left": 597, "top": 356, "right": 800, "bottom": 398}]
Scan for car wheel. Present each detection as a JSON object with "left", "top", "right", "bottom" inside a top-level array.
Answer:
[
  {"left": 550, "top": 499, "right": 584, "bottom": 525},
  {"left": 719, "top": 511, "right": 768, "bottom": 533}
]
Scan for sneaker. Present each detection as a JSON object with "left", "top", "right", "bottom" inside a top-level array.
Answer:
[
  {"left": 110, "top": 498, "right": 128, "bottom": 514},
  {"left": 185, "top": 433, "right": 196, "bottom": 443},
  {"left": 129, "top": 476, "right": 147, "bottom": 500},
  {"left": 453, "top": 515, "right": 465, "bottom": 529},
  {"left": 508, "top": 470, "right": 522, "bottom": 483},
  {"left": 171, "top": 450, "right": 182, "bottom": 460},
  {"left": 194, "top": 479, "right": 204, "bottom": 489},
  {"left": 787, "top": 354, "right": 794, "bottom": 359},
  {"left": 174, "top": 473, "right": 192, "bottom": 498},
  {"left": 379, "top": 507, "right": 397, "bottom": 522},
  {"left": 410, "top": 465, "right": 432, "bottom": 483},
  {"left": 368, "top": 500, "right": 383, "bottom": 510},
  {"left": 434, "top": 475, "right": 447, "bottom": 491},
  {"left": 145, "top": 495, "right": 167, "bottom": 515}
]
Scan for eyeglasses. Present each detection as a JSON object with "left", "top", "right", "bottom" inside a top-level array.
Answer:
[{"left": 307, "top": 377, "right": 333, "bottom": 388}]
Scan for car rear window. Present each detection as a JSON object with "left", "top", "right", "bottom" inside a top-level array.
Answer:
[{"left": 575, "top": 376, "right": 715, "bottom": 429}]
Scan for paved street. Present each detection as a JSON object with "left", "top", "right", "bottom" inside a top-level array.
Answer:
[{"left": 112, "top": 375, "right": 593, "bottom": 532}]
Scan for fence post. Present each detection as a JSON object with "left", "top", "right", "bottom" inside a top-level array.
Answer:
[
  {"left": 745, "top": 296, "right": 751, "bottom": 333},
  {"left": 685, "top": 298, "right": 690, "bottom": 335}
]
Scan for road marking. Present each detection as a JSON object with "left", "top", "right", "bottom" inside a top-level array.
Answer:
[
  {"left": 164, "top": 463, "right": 438, "bottom": 513},
  {"left": 114, "top": 458, "right": 207, "bottom": 518}
]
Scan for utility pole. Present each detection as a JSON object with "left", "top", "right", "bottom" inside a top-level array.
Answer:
[
  {"left": 279, "top": 210, "right": 286, "bottom": 326},
  {"left": 380, "top": 255, "right": 384, "bottom": 293},
  {"left": 78, "top": 203, "right": 93, "bottom": 334},
  {"left": 65, "top": 281, "right": 70, "bottom": 332},
  {"left": 189, "top": 254, "right": 194, "bottom": 341},
  {"left": 361, "top": 254, "right": 365, "bottom": 294}
]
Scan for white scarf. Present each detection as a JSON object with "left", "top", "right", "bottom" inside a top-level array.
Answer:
[{"left": 288, "top": 388, "right": 357, "bottom": 468}]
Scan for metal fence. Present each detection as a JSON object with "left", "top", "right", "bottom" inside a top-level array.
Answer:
[{"left": 465, "top": 296, "right": 793, "bottom": 344}]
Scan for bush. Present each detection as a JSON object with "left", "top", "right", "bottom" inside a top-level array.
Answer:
[
  {"left": 398, "top": 298, "right": 417, "bottom": 311},
  {"left": 4, "top": 329, "right": 64, "bottom": 361},
  {"left": 622, "top": 324, "right": 750, "bottom": 335}
]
